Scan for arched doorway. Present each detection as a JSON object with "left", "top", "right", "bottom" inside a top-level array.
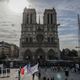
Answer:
[
  {"left": 23, "top": 49, "right": 32, "bottom": 61},
  {"left": 35, "top": 48, "right": 45, "bottom": 63},
  {"left": 47, "top": 49, "right": 56, "bottom": 60}
]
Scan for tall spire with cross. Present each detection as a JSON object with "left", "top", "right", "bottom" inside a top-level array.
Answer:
[
  {"left": 76, "top": 14, "right": 80, "bottom": 56},
  {"left": 77, "top": 14, "right": 80, "bottom": 47},
  {"left": 78, "top": 14, "right": 80, "bottom": 32}
]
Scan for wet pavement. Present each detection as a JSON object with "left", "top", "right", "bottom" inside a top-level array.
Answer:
[{"left": 0, "top": 68, "right": 80, "bottom": 80}]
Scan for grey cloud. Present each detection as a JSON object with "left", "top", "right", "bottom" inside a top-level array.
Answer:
[
  {"left": 28, "top": 0, "right": 80, "bottom": 9},
  {"left": 0, "top": 34, "right": 19, "bottom": 41},
  {"left": 0, "top": 28, "right": 14, "bottom": 33},
  {"left": 0, "top": 0, "right": 9, "bottom": 2}
]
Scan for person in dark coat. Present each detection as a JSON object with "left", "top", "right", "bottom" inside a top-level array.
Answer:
[
  {"left": 51, "top": 77, "right": 54, "bottom": 80},
  {"left": 32, "top": 73, "right": 35, "bottom": 80},
  {"left": 65, "top": 68, "right": 69, "bottom": 77},
  {"left": 43, "top": 77, "right": 46, "bottom": 80},
  {"left": 65, "top": 78, "right": 67, "bottom": 80},
  {"left": 38, "top": 72, "right": 41, "bottom": 80},
  {"left": 47, "top": 78, "right": 49, "bottom": 80}
]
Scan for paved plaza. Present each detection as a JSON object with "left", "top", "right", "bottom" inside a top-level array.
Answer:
[{"left": 0, "top": 68, "right": 80, "bottom": 80}]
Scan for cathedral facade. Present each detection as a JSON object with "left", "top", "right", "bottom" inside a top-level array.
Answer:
[{"left": 20, "top": 8, "right": 60, "bottom": 62}]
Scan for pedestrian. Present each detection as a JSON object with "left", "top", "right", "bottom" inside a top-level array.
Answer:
[
  {"left": 51, "top": 77, "right": 54, "bottom": 80},
  {"left": 18, "top": 69, "right": 20, "bottom": 80},
  {"left": 65, "top": 78, "right": 67, "bottom": 80},
  {"left": 38, "top": 72, "right": 41, "bottom": 80},
  {"left": 65, "top": 68, "right": 69, "bottom": 77},
  {"left": 75, "top": 64, "right": 79, "bottom": 72},
  {"left": 43, "top": 77, "right": 46, "bottom": 80},
  {"left": 52, "top": 77, "right": 54, "bottom": 80},
  {"left": 32, "top": 73, "right": 35, "bottom": 80},
  {"left": 47, "top": 78, "right": 49, "bottom": 80}
]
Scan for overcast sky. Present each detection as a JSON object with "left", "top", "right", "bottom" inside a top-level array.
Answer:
[{"left": 0, "top": 0, "right": 80, "bottom": 50}]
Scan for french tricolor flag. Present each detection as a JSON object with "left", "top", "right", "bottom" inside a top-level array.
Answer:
[
  {"left": 20, "top": 64, "right": 38, "bottom": 79},
  {"left": 20, "top": 64, "right": 30, "bottom": 77}
]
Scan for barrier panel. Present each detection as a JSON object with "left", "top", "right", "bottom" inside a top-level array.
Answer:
[{"left": 0, "top": 68, "right": 10, "bottom": 78}]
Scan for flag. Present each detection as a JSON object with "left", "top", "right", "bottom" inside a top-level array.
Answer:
[
  {"left": 27, "top": 64, "right": 31, "bottom": 74},
  {"left": 20, "top": 64, "right": 38, "bottom": 80},
  {"left": 20, "top": 67, "right": 24, "bottom": 76},
  {"left": 20, "top": 64, "right": 31, "bottom": 80},
  {"left": 20, "top": 64, "right": 31, "bottom": 76},
  {"left": 20, "top": 65, "right": 28, "bottom": 78},
  {"left": 31, "top": 64, "right": 38, "bottom": 74}
]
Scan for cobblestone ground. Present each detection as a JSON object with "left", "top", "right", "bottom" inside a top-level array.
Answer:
[{"left": 0, "top": 68, "right": 80, "bottom": 80}]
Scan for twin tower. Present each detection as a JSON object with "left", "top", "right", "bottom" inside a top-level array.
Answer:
[
  {"left": 23, "top": 7, "right": 57, "bottom": 24},
  {"left": 20, "top": 8, "right": 60, "bottom": 63}
]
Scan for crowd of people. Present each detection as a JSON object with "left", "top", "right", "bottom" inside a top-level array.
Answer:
[
  {"left": 32, "top": 63, "right": 80, "bottom": 80},
  {"left": 40, "top": 63, "right": 80, "bottom": 73}
]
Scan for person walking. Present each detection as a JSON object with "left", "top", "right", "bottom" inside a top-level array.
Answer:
[
  {"left": 64, "top": 67, "right": 69, "bottom": 80},
  {"left": 51, "top": 77, "right": 54, "bottom": 80},
  {"left": 32, "top": 73, "right": 35, "bottom": 80},
  {"left": 38, "top": 72, "right": 41, "bottom": 80},
  {"left": 43, "top": 77, "right": 46, "bottom": 80}
]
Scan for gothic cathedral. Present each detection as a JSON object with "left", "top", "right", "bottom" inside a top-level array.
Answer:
[{"left": 20, "top": 8, "right": 60, "bottom": 63}]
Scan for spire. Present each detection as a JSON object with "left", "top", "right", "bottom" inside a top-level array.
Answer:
[
  {"left": 24, "top": 7, "right": 27, "bottom": 12},
  {"left": 39, "top": 15, "right": 40, "bottom": 24},
  {"left": 78, "top": 14, "right": 80, "bottom": 29},
  {"left": 77, "top": 14, "right": 80, "bottom": 56},
  {"left": 77, "top": 14, "right": 80, "bottom": 39}
]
